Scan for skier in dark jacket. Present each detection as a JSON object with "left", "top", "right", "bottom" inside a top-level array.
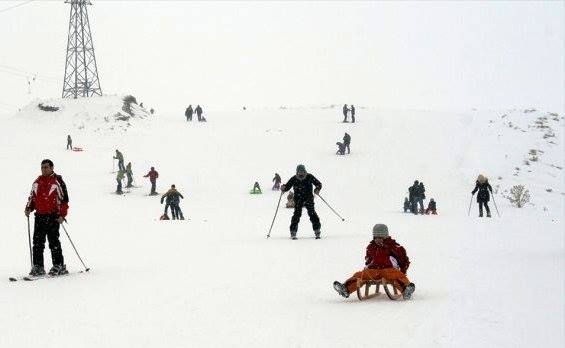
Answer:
[
  {"left": 472, "top": 174, "right": 493, "bottom": 217},
  {"left": 343, "top": 132, "right": 351, "bottom": 154},
  {"left": 272, "top": 173, "right": 282, "bottom": 190},
  {"left": 350, "top": 105, "right": 356, "bottom": 123},
  {"left": 342, "top": 104, "right": 349, "bottom": 122},
  {"left": 195, "top": 105, "right": 203, "bottom": 121},
  {"left": 25, "top": 159, "right": 69, "bottom": 277},
  {"left": 185, "top": 105, "right": 194, "bottom": 121},
  {"left": 281, "top": 164, "right": 322, "bottom": 239}
]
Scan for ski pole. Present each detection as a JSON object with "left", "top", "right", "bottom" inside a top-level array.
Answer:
[
  {"left": 267, "top": 191, "right": 284, "bottom": 238},
  {"left": 468, "top": 194, "right": 474, "bottom": 216},
  {"left": 61, "top": 223, "right": 90, "bottom": 272},
  {"left": 317, "top": 193, "right": 346, "bottom": 221},
  {"left": 26, "top": 216, "right": 33, "bottom": 268},
  {"left": 492, "top": 193, "right": 501, "bottom": 217}
]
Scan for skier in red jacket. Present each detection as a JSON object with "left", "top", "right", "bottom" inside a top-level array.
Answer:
[
  {"left": 144, "top": 167, "right": 159, "bottom": 195},
  {"left": 333, "top": 224, "right": 415, "bottom": 300},
  {"left": 24, "top": 159, "right": 70, "bottom": 277}
]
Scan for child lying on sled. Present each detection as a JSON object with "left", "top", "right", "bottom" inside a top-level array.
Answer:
[{"left": 333, "top": 224, "right": 415, "bottom": 300}]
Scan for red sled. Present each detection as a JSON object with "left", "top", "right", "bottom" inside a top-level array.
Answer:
[{"left": 72, "top": 147, "right": 83, "bottom": 152}]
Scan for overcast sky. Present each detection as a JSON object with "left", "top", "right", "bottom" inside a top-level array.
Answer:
[{"left": 0, "top": 0, "right": 563, "bottom": 113}]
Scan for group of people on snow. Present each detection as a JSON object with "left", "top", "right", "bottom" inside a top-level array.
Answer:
[
  {"left": 342, "top": 104, "right": 356, "bottom": 123},
  {"left": 185, "top": 105, "right": 205, "bottom": 122},
  {"left": 160, "top": 185, "right": 185, "bottom": 220},
  {"left": 336, "top": 132, "right": 351, "bottom": 155},
  {"left": 406, "top": 180, "right": 437, "bottom": 215},
  {"left": 114, "top": 150, "right": 135, "bottom": 194}
]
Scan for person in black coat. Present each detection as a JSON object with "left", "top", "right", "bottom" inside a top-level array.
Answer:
[
  {"left": 195, "top": 105, "right": 203, "bottom": 121},
  {"left": 342, "top": 104, "right": 349, "bottom": 123},
  {"left": 472, "top": 174, "right": 493, "bottom": 217},
  {"left": 417, "top": 182, "right": 426, "bottom": 214},
  {"left": 185, "top": 105, "right": 193, "bottom": 121},
  {"left": 350, "top": 105, "right": 356, "bottom": 123},
  {"left": 408, "top": 180, "right": 419, "bottom": 215},
  {"left": 403, "top": 197, "right": 410, "bottom": 213},
  {"left": 281, "top": 164, "right": 322, "bottom": 239},
  {"left": 343, "top": 133, "right": 351, "bottom": 154}
]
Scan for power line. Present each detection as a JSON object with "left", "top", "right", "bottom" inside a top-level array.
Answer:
[{"left": 0, "top": 0, "right": 36, "bottom": 15}]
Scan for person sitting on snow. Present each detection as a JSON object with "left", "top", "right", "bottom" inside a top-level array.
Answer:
[
  {"left": 336, "top": 142, "right": 346, "bottom": 155},
  {"left": 425, "top": 198, "right": 437, "bottom": 215},
  {"left": 403, "top": 197, "right": 410, "bottom": 213},
  {"left": 333, "top": 224, "right": 415, "bottom": 300},
  {"left": 251, "top": 181, "right": 262, "bottom": 194}
]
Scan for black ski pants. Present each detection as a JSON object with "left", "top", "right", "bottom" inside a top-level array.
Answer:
[
  {"left": 290, "top": 199, "right": 321, "bottom": 234},
  {"left": 33, "top": 214, "right": 64, "bottom": 267},
  {"left": 479, "top": 201, "right": 491, "bottom": 216}
]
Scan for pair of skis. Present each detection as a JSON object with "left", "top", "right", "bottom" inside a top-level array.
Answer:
[{"left": 9, "top": 268, "right": 89, "bottom": 282}]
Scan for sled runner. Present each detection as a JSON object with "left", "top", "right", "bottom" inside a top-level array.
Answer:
[{"left": 356, "top": 277, "right": 403, "bottom": 301}]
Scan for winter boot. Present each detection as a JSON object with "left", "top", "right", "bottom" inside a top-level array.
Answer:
[
  {"left": 402, "top": 283, "right": 416, "bottom": 300},
  {"left": 314, "top": 230, "right": 321, "bottom": 239},
  {"left": 290, "top": 231, "right": 297, "bottom": 240},
  {"left": 48, "top": 264, "right": 69, "bottom": 276},
  {"left": 487, "top": 212, "right": 492, "bottom": 218},
  {"left": 333, "top": 281, "right": 349, "bottom": 298},
  {"left": 29, "top": 265, "right": 46, "bottom": 277}
]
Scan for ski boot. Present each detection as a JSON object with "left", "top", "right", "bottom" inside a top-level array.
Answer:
[
  {"left": 29, "top": 265, "right": 46, "bottom": 277},
  {"left": 290, "top": 230, "right": 297, "bottom": 240},
  {"left": 314, "top": 230, "right": 321, "bottom": 239},
  {"left": 487, "top": 212, "right": 492, "bottom": 218},
  {"left": 48, "top": 264, "right": 69, "bottom": 276},
  {"left": 333, "top": 281, "right": 349, "bottom": 298},
  {"left": 402, "top": 283, "right": 416, "bottom": 300}
]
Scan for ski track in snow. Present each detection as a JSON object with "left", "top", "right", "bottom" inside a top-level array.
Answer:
[{"left": 0, "top": 98, "right": 563, "bottom": 348}]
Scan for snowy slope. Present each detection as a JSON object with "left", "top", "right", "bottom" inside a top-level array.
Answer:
[{"left": 0, "top": 98, "right": 562, "bottom": 348}]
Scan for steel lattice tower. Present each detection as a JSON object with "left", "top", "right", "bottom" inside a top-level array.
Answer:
[{"left": 62, "top": 0, "right": 102, "bottom": 98}]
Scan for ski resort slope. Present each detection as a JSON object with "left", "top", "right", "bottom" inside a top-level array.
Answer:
[{"left": 0, "top": 99, "right": 563, "bottom": 348}]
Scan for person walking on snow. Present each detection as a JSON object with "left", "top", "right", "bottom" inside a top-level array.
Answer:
[
  {"left": 333, "top": 224, "right": 415, "bottom": 300},
  {"left": 195, "top": 105, "right": 203, "bottom": 122},
  {"left": 185, "top": 105, "right": 193, "bottom": 121},
  {"left": 472, "top": 174, "right": 493, "bottom": 217},
  {"left": 281, "top": 164, "right": 322, "bottom": 239},
  {"left": 161, "top": 185, "right": 185, "bottom": 220},
  {"left": 350, "top": 105, "right": 356, "bottom": 123},
  {"left": 66, "top": 135, "right": 72, "bottom": 150},
  {"left": 144, "top": 167, "right": 159, "bottom": 195},
  {"left": 25, "top": 159, "right": 70, "bottom": 277},
  {"left": 272, "top": 173, "right": 282, "bottom": 190},
  {"left": 116, "top": 170, "right": 125, "bottom": 194},
  {"left": 343, "top": 132, "right": 351, "bottom": 154},
  {"left": 125, "top": 162, "right": 134, "bottom": 188},
  {"left": 114, "top": 149, "right": 125, "bottom": 172},
  {"left": 342, "top": 104, "right": 349, "bottom": 123}
]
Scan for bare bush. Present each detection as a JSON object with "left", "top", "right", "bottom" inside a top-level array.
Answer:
[{"left": 507, "top": 185, "right": 530, "bottom": 208}]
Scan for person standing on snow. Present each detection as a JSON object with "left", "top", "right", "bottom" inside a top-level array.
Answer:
[
  {"left": 125, "top": 162, "right": 134, "bottom": 188},
  {"left": 185, "top": 105, "right": 193, "bottom": 121},
  {"left": 25, "top": 159, "right": 70, "bottom": 277},
  {"left": 342, "top": 104, "right": 349, "bottom": 123},
  {"left": 281, "top": 164, "right": 322, "bottom": 239},
  {"left": 116, "top": 170, "right": 125, "bottom": 194},
  {"left": 272, "top": 173, "right": 282, "bottom": 190},
  {"left": 408, "top": 180, "right": 419, "bottom": 215},
  {"left": 350, "top": 105, "right": 356, "bottom": 123},
  {"left": 144, "top": 166, "right": 159, "bottom": 195},
  {"left": 417, "top": 182, "right": 426, "bottom": 214},
  {"left": 161, "top": 185, "right": 185, "bottom": 220},
  {"left": 114, "top": 149, "right": 125, "bottom": 172},
  {"left": 195, "top": 105, "right": 203, "bottom": 122},
  {"left": 472, "top": 174, "right": 493, "bottom": 217},
  {"left": 343, "top": 132, "right": 351, "bottom": 154},
  {"left": 333, "top": 224, "right": 415, "bottom": 300},
  {"left": 66, "top": 135, "right": 72, "bottom": 150}
]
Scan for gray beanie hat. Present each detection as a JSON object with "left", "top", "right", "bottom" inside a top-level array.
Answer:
[
  {"left": 372, "top": 224, "right": 389, "bottom": 238},
  {"left": 296, "top": 164, "right": 306, "bottom": 173}
]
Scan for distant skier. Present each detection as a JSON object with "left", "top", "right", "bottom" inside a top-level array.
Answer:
[
  {"left": 472, "top": 174, "right": 493, "bottom": 217},
  {"left": 161, "top": 185, "right": 184, "bottom": 220},
  {"left": 342, "top": 104, "right": 349, "bottom": 122},
  {"left": 425, "top": 198, "right": 437, "bottom": 215},
  {"left": 333, "top": 224, "right": 415, "bottom": 300},
  {"left": 116, "top": 170, "right": 125, "bottom": 194},
  {"left": 343, "top": 132, "right": 351, "bottom": 154},
  {"left": 417, "top": 182, "right": 426, "bottom": 214},
  {"left": 195, "top": 105, "right": 203, "bottom": 122},
  {"left": 281, "top": 164, "right": 322, "bottom": 239},
  {"left": 144, "top": 167, "right": 159, "bottom": 195},
  {"left": 25, "top": 159, "right": 69, "bottom": 277},
  {"left": 272, "top": 173, "right": 282, "bottom": 190},
  {"left": 336, "top": 142, "right": 346, "bottom": 155},
  {"left": 185, "top": 105, "right": 193, "bottom": 121},
  {"left": 125, "top": 162, "right": 134, "bottom": 188},
  {"left": 66, "top": 135, "right": 72, "bottom": 150},
  {"left": 403, "top": 197, "right": 410, "bottom": 213},
  {"left": 408, "top": 180, "right": 419, "bottom": 214},
  {"left": 286, "top": 190, "right": 295, "bottom": 208},
  {"left": 251, "top": 181, "right": 262, "bottom": 194},
  {"left": 114, "top": 149, "right": 125, "bottom": 172},
  {"left": 350, "top": 105, "right": 356, "bottom": 123}
]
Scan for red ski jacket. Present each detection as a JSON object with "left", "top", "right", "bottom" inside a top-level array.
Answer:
[
  {"left": 144, "top": 170, "right": 159, "bottom": 182},
  {"left": 25, "top": 173, "right": 69, "bottom": 218},
  {"left": 365, "top": 238, "right": 410, "bottom": 274}
]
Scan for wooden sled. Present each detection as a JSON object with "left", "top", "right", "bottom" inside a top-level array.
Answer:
[{"left": 356, "top": 278, "right": 403, "bottom": 301}]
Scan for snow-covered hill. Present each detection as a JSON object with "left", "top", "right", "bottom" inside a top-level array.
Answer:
[{"left": 0, "top": 97, "right": 562, "bottom": 348}]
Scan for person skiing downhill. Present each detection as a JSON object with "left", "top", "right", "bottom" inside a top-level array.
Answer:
[
  {"left": 333, "top": 224, "right": 415, "bottom": 300},
  {"left": 25, "top": 159, "right": 69, "bottom": 277},
  {"left": 144, "top": 167, "right": 159, "bottom": 195},
  {"left": 281, "top": 164, "right": 322, "bottom": 239},
  {"left": 272, "top": 173, "right": 282, "bottom": 190},
  {"left": 472, "top": 174, "right": 493, "bottom": 217}
]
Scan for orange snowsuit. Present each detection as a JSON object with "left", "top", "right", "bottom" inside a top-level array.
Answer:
[{"left": 344, "top": 268, "right": 410, "bottom": 294}]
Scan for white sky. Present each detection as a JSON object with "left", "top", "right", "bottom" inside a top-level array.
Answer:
[{"left": 0, "top": 0, "right": 563, "bottom": 113}]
